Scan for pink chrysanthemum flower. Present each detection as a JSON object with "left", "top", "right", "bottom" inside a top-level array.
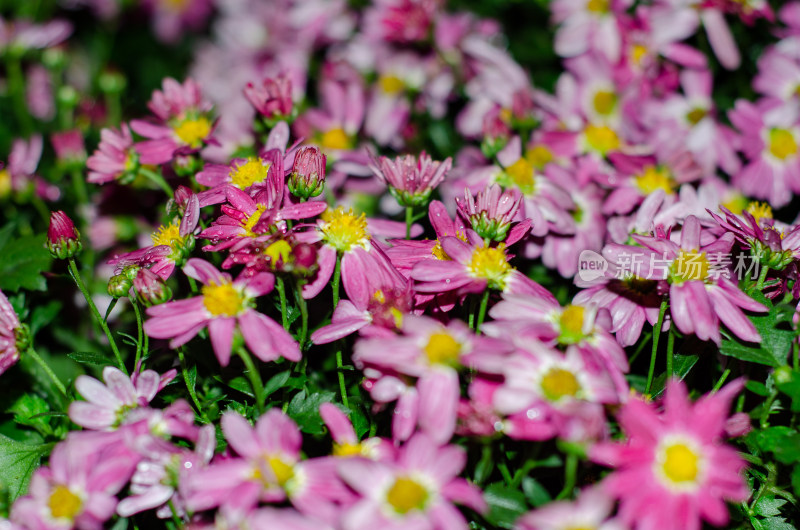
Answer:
[
  {"left": 590, "top": 379, "right": 750, "bottom": 530},
  {"left": 623, "top": 215, "right": 767, "bottom": 344},
  {"left": 312, "top": 247, "right": 413, "bottom": 344},
  {"left": 370, "top": 152, "right": 452, "bottom": 207},
  {"left": 143, "top": 258, "right": 300, "bottom": 366},
  {"left": 244, "top": 74, "right": 294, "bottom": 119},
  {"left": 729, "top": 98, "right": 800, "bottom": 208},
  {"left": 296, "top": 78, "right": 365, "bottom": 153},
  {"left": 195, "top": 149, "right": 285, "bottom": 206},
  {"left": 0, "top": 16, "right": 72, "bottom": 51},
  {"left": 456, "top": 183, "right": 530, "bottom": 243},
  {"left": 551, "top": 0, "right": 633, "bottom": 63},
  {"left": 131, "top": 78, "right": 215, "bottom": 165},
  {"left": 337, "top": 433, "right": 487, "bottom": 530},
  {"left": 0, "top": 135, "right": 58, "bottom": 201},
  {"left": 86, "top": 124, "right": 137, "bottom": 185},
  {"left": 69, "top": 366, "right": 177, "bottom": 431},
  {"left": 0, "top": 289, "right": 22, "bottom": 376},
  {"left": 11, "top": 433, "right": 137, "bottom": 530},
  {"left": 143, "top": 0, "right": 213, "bottom": 44},
  {"left": 516, "top": 487, "right": 623, "bottom": 530},
  {"left": 319, "top": 403, "right": 395, "bottom": 460},
  {"left": 184, "top": 410, "right": 349, "bottom": 522},
  {"left": 355, "top": 315, "right": 509, "bottom": 443}
]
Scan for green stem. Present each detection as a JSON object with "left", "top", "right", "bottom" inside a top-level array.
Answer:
[
  {"left": 5, "top": 55, "right": 33, "bottom": 136},
  {"left": 336, "top": 347, "right": 350, "bottom": 409},
  {"left": 760, "top": 387, "right": 779, "bottom": 428},
  {"left": 332, "top": 255, "right": 342, "bottom": 307},
  {"left": 237, "top": 347, "right": 265, "bottom": 413},
  {"left": 475, "top": 289, "right": 490, "bottom": 334},
  {"left": 27, "top": 348, "right": 68, "bottom": 398},
  {"left": 665, "top": 325, "right": 675, "bottom": 378},
  {"left": 756, "top": 264, "right": 769, "bottom": 291},
  {"left": 68, "top": 258, "right": 126, "bottom": 374},
  {"left": 645, "top": 296, "right": 669, "bottom": 396},
  {"left": 295, "top": 282, "right": 308, "bottom": 350},
  {"left": 712, "top": 368, "right": 731, "bottom": 393},
  {"left": 276, "top": 276, "right": 289, "bottom": 331},
  {"left": 794, "top": 340, "right": 799, "bottom": 371},
  {"left": 405, "top": 206, "right": 413, "bottom": 240},
  {"left": 178, "top": 347, "right": 208, "bottom": 423},
  {"left": 556, "top": 454, "right": 578, "bottom": 500},
  {"left": 139, "top": 167, "right": 173, "bottom": 197},
  {"left": 70, "top": 167, "right": 89, "bottom": 210},
  {"left": 132, "top": 300, "right": 144, "bottom": 371}
]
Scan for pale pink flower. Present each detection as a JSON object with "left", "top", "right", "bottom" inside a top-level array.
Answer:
[
  {"left": 86, "top": 124, "right": 137, "bottom": 185},
  {"left": 0, "top": 290, "right": 22, "bottom": 376}
]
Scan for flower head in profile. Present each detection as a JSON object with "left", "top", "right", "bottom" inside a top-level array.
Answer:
[
  {"left": 370, "top": 152, "right": 452, "bottom": 207},
  {"left": 144, "top": 258, "right": 300, "bottom": 366},
  {"left": 456, "top": 184, "right": 527, "bottom": 243},
  {"left": 590, "top": 379, "right": 749, "bottom": 530},
  {"left": 244, "top": 74, "right": 294, "bottom": 120},
  {"left": 47, "top": 211, "right": 82, "bottom": 260},
  {"left": 0, "top": 289, "right": 23, "bottom": 376},
  {"left": 86, "top": 124, "right": 138, "bottom": 185}
]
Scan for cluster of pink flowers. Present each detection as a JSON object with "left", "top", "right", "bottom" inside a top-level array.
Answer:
[{"left": 5, "top": 0, "right": 800, "bottom": 528}]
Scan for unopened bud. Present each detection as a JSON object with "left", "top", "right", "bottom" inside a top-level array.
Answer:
[
  {"left": 107, "top": 273, "right": 133, "bottom": 298},
  {"left": 47, "top": 211, "right": 81, "bottom": 259},
  {"left": 289, "top": 147, "right": 326, "bottom": 200},
  {"left": 133, "top": 268, "right": 172, "bottom": 306}
]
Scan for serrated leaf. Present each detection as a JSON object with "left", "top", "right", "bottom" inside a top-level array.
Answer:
[
  {"left": 759, "top": 516, "right": 795, "bottom": 530},
  {"left": 751, "top": 427, "right": 800, "bottom": 464},
  {"left": 754, "top": 496, "right": 786, "bottom": 517},
  {"left": 67, "top": 351, "right": 112, "bottom": 366},
  {"left": 0, "top": 434, "right": 51, "bottom": 501},
  {"left": 483, "top": 482, "right": 528, "bottom": 529},
  {"left": 720, "top": 340, "right": 781, "bottom": 367},
  {"left": 0, "top": 232, "right": 52, "bottom": 292}
]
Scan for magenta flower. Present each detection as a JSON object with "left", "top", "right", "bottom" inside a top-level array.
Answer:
[
  {"left": 184, "top": 410, "right": 349, "bottom": 522},
  {"left": 517, "top": 487, "right": 622, "bottom": 530},
  {"left": 196, "top": 149, "right": 285, "bottom": 206},
  {"left": 131, "top": 78, "right": 215, "bottom": 165},
  {"left": 312, "top": 247, "right": 412, "bottom": 345},
  {"left": 338, "top": 433, "right": 487, "bottom": 529},
  {"left": 370, "top": 152, "right": 452, "bottom": 207},
  {"left": 51, "top": 130, "right": 86, "bottom": 164},
  {"left": 86, "top": 124, "right": 137, "bottom": 185},
  {"left": 144, "top": 258, "right": 300, "bottom": 366},
  {"left": 0, "top": 135, "right": 59, "bottom": 201},
  {"left": 624, "top": 215, "right": 767, "bottom": 344},
  {"left": 0, "top": 289, "right": 22, "bottom": 376},
  {"left": 69, "top": 366, "right": 177, "bottom": 431},
  {"left": 456, "top": 184, "right": 529, "bottom": 243},
  {"left": 297, "top": 78, "right": 365, "bottom": 153},
  {"left": 319, "top": 403, "right": 395, "bottom": 460},
  {"left": 354, "top": 315, "right": 510, "bottom": 443},
  {"left": 590, "top": 380, "right": 750, "bottom": 530},
  {"left": 244, "top": 73, "right": 294, "bottom": 119},
  {"left": 289, "top": 146, "right": 327, "bottom": 200},
  {"left": 10, "top": 433, "right": 137, "bottom": 530}
]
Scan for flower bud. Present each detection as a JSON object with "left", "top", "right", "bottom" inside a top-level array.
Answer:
[
  {"left": 456, "top": 185, "right": 522, "bottom": 242},
  {"left": 107, "top": 273, "right": 133, "bottom": 298},
  {"left": 244, "top": 74, "right": 293, "bottom": 119},
  {"left": 47, "top": 211, "right": 81, "bottom": 259},
  {"left": 133, "top": 268, "right": 173, "bottom": 306},
  {"left": 289, "top": 147, "right": 326, "bottom": 200}
]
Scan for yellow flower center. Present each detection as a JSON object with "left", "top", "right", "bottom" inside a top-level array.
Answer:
[
  {"left": 586, "top": 0, "right": 608, "bottom": 13},
  {"left": 431, "top": 240, "right": 449, "bottom": 260},
  {"left": 173, "top": 117, "right": 211, "bottom": 148},
  {"left": 320, "top": 128, "right": 351, "bottom": 150},
  {"left": 467, "top": 244, "right": 512, "bottom": 290},
  {"left": 230, "top": 158, "right": 270, "bottom": 189},
  {"left": 686, "top": 107, "right": 707, "bottom": 125},
  {"left": 584, "top": 124, "right": 620, "bottom": 155},
  {"left": 722, "top": 193, "right": 748, "bottom": 215},
  {"left": 201, "top": 280, "right": 245, "bottom": 317},
  {"left": 525, "top": 145, "right": 554, "bottom": 170},
  {"left": 659, "top": 442, "right": 702, "bottom": 486},
  {"left": 320, "top": 207, "right": 369, "bottom": 252},
  {"left": 379, "top": 75, "right": 405, "bottom": 95},
  {"left": 333, "top": 443, "right": 365, "bottom": 457},
  {"left": 424, "top": 332, "right": 462, "bottom": 366},
  {"left": 386, "top": 477, "right": 429, "bottom": 515},
  {"left": 592, "top": 90, "right": 617, "bottom": 116},
  {"left": 163, "top": 0, "right": 190, "bottom": 10},
  {"left": 631, "top": 44, "right": 648, "bottom": 65},
  {"left": 670, "top": 250, "right": 710, "bottom": 283},
  {"left": 242, "top": 205, "right": 268, "bottom": 237},
  {"left": 635, "top": 165, "right": 675, "bottom": 195},
  {"left": 265, "top": 240, "right": 292, "bottom": 266},
  {"left": 48, "top": 485, "right": 82, "bottom": 520},
  {"left": 558, "top": 304, "right": 587, "bottom": 344},
  {"left": 768, "top": 128, "right": 798, "bottom": 160},
  {"left": 0, "top": 169, "right": 11, "bottom": 198},
  {"left": 746, "top": 201, "right": 773, "bottom": 224},
  {"left": 502, "top": 158, "right": 535, "bottom": 195},
  {"left": 151, "top": 219, "right": 182, "bottom": 249},
  {"left": 267, "top": 456, "right": 295, "bottom": 487},
  {"left": 540, "top": 367, "right": 582, "bottom": 402}
]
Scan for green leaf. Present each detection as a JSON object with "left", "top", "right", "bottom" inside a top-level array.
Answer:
[
  {"left": 751, "top": 427, "right": 800, "bottom": 464},
  {"left": 8, "top": 394, "right": 51, "bottom": 436},
  {"left": 262, "top": 371, "right": 290, "bottom": 399},
  {"left": 651, "top": 354, "right": 700, "bottom": 397},
  {"left": 67, "top": 351, "right": 113, "bottom": 366},
  {"left": 29, "top": 301, "right": 61, "bottom": 337},
  {"left": 747, "top": 380, "right": 770, "bottom": 397},
  {"left": 0, "top": 434, "right": 51, "bottom": 501},
  {"left": 758, "top": 517, "right": 795, "bottom": 530},
  {"left": 483, "top": 482, "right": 528, "bottom": 529},
  {"left": 0, "top": 231, "right": 52, "bottom": 292},
  {"left": 285, "top": 388, "right": 336, "bottom": 435},
  {"left": 521, "top": 477, "right": 551, "bottom": 507},
  {"left": 754, "top": 496, "right": 786, "bottom": 517},
  {"left": 214, "top": 376, "right": 254, "bottom": 398},
  {"left": 792, "top": 465, "right": 800, "bottom": 497}
]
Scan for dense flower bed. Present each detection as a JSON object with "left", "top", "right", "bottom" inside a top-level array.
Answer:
[{"left": 1, "top": 0, "right": 799, "bottom": 528}]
